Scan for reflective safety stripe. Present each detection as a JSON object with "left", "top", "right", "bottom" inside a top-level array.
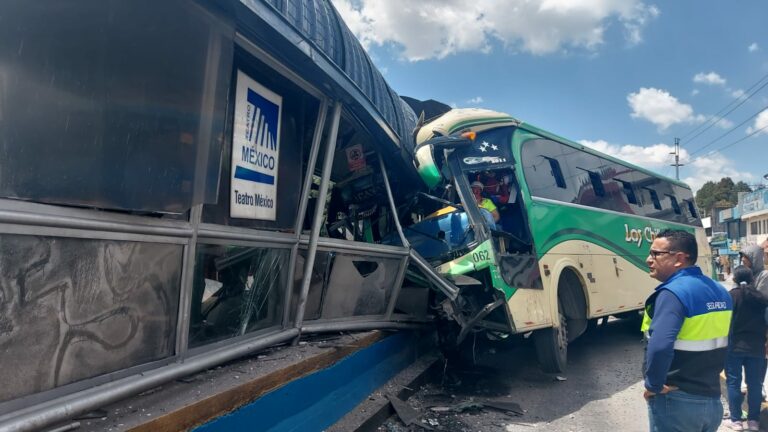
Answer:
[
  {"left": 640, "top": 306, "right": 652, "bottom": 332},
  {"left": 677, "top": 310, "right": 732, "bottom": 341},
  {"left": 673, "top": 336, "right": 728, "bottom": 352}
]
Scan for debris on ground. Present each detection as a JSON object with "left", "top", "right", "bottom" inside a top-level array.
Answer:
[
  {"left": 475, "top": 397, "right": 524, "bottom": 416},
  {"left": 381, "top": 384, "right": 525, "bottom": 431},
  {"left": 387, "top": 394, "right": 421, "bottom": 426},
  {"left": 428, "top": 400, "right": 485, "bottom": 413}
]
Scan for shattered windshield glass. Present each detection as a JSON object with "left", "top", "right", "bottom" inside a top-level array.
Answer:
[{"left": 401, "top": 209, "right": 475, "bottom": 262}]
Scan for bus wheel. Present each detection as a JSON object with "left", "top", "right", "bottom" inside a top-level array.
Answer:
[{"left": 533, "top": 306, "right": 567, "bottom": 373}]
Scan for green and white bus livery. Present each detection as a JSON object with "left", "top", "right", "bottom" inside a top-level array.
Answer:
[{"left": 401, "top": 108, "right": 710, "bottom": 372}]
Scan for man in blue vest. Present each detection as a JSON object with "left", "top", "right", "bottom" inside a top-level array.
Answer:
[{"left": 642, "top": 229, "right": 732, "bottom": 432}]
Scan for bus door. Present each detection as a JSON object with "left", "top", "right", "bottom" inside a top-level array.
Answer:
[
  {"left": 449, "top": 129, "right": 540, "bottom": 291},
  {"left": 440, "top": 127, "right": 551, "bottom": 331}
]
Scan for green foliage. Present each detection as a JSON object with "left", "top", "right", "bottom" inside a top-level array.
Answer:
[{"left": 694, "top": 177, "right": 752, "bottom": 217}]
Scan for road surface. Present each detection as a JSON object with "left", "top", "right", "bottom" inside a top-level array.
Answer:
[{"left": 379, "top": 317, "right": 736, "bottom": 432}]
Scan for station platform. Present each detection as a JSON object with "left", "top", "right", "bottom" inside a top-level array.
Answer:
[{"left": 48, "top": 330, "right": 436, "bottom": 432}]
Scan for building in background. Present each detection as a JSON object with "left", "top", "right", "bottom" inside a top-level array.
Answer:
[{"left": 740, "top": 188, "right": 768, "bottom": 247}]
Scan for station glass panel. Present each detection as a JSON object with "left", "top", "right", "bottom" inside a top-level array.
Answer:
[
  {"left": 189, "top": 244, "right": 289, "bottom": 348},
  {"left": 0, "top": 0, "right": 233, "bottom": 214},
  {"left": 0, "top": 235, "right": 182, "bottom": 403}
]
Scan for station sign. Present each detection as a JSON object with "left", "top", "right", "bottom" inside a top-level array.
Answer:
[{"left": 230, "top": 70, "right": 282, "bottom": 220}]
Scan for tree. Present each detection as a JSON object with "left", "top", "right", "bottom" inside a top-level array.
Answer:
[
  {"left": 731, "top": 181, "right": 752, "bottom": 203},
  {"left": 694, "top": 177, "right": 752, "bottom": 217},
  {"left": 695, "top": 181, "right": 717, "bottom": 215}
]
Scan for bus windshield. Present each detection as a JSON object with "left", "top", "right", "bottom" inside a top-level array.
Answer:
[{"left": 402, "top": 209, "right": 475, "bottom": 262}]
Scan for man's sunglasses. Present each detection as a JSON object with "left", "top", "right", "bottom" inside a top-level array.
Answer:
[{"left": 649, "top": 249, "right": 678, "bottom": 258}]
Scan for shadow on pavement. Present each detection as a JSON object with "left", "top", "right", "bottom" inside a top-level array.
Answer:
[{"left": 391, "top": 318, "right": 647, "bottom": 431}]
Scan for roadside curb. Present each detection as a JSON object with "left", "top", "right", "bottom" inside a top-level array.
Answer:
[{"left": 327, "top": 351, "right": 443, "bottom": 432}]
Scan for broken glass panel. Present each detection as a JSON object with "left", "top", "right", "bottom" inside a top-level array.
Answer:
[{"left": 189, "top": 245, "right": 289, "bottom": 348}]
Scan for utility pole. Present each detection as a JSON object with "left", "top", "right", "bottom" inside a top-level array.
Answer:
[{"left": 670, "top": 138, "right": 683, "bottom": 180}]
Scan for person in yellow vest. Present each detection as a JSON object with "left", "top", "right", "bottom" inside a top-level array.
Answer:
[
  {"left": 470, "top": 180, "right": 499, "bottom": 227},
  {"left": 641, "top": 229, "right": 732, "bottom": 432}
]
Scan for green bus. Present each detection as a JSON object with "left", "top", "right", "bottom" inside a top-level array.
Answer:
[{"left": 400, "top": 108, "right": 711, "bottom": 372}]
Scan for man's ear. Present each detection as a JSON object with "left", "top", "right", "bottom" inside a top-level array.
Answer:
[{"left": 674, "top": 253, "right": 689, "bottom": 268}]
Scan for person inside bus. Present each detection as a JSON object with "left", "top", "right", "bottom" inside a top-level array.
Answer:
[
  {"left": 482, "top": 170, "right": 510, "bottom": 205},
  {"left": 470, "top": 180, "right": 499, "bottom": 228}
]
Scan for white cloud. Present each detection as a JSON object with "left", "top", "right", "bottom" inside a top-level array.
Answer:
[
  {"left": 691, "top": 89, "right": 700, "bottom": 96},
  {"left": 627, "top": 87, "right": 705, "bottom": 131},
  {"left": 332, "top": 0, "right": 659, "bottom": 61},
  {"left": 746, "top": 109, "right": 768, "bottom": 136},
  {"left": 333, "top": 0, "right": 375, "bottom": 47},
  {"left": 580, "top": 139, "right": 687, "bottom": 169},
  {"left": 580, "top": 139, "right": 754, "bottom": 191},
  {"left": 749, "top": 42, "right": 760, "bottom": 52},
  {"left": 466, "top": 96, "right": 484, "bottom": 104},
  {"left": 716, "top": 117, "right": 734, "bottom": 129},
  {"left": 732, "top": 89, "right": 745, "bottom": 98},
  {"left": 683, "top": 153, "right": 755, "bottom": 191},
  {"left": 693, "top": 72, "right": 726, "bottom": 86}
]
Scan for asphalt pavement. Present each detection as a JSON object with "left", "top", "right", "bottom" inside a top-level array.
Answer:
[
  {"left": 372, "top": 275, "right": 756, "bottom": 432},
  {"left": 376, "top": 318, "right": 649, "bottom": 432}
]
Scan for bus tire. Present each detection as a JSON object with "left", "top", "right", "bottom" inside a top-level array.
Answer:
[{"left": 533, "top": 306, "right": 567, "bottom": 373}]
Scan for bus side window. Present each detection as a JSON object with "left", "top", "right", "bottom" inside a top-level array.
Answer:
[
  {"left": 543, "top": 156, "right": 567, "bottom": 189},
  {"left": 616, "top": 179, "right": 638, "bottom": 205},
  {"left": 587, "top": 172, "right": 605, "bottom": 197},
  {"left": 685, "top": 199, "right": 699, "bottom": 218},
  {"left": 644, "top": 188, "right": 662, "bottom": 210},
  {"left": 667, "top": 194, "right": 681, "bottom": 214},
  {"left": 575, "top": 166, "right": 604, "bottom": 197}
]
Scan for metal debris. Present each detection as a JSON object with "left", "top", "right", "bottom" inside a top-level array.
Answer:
[
  {"left": 476, "top": 397, "right": 524, "bottom": 416},
  {"left": 429, "top": 400, "right": 484, "bottom": 413},
  {"left": 386, "top": 394, "right": 421, "bottom": 426}
]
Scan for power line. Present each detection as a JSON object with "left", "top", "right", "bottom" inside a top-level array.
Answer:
[
  {"left": 688, "top": 104, "right": 768, "bottom": 157},
  {"left": 688, "top": 122, "right": 768, "bottom": 165},
  {"left": 679, "top": 70, "right": 768, "bottom": 141},
  {"left": 681, "top": 74, "right": 768, "bottom": 148}
]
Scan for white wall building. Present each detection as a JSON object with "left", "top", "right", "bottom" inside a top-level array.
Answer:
[
  {"left": 702, "top": 216, "right": 712, "bottom": 243},
  {"left": 741, "top": 189, "right": 768, "bottom": 246}
]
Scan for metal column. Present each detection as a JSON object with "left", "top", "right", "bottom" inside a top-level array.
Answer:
[
  {"left": 282, "top": 100, "right": 329, "bottom": 328},
  {"left": 292, "top": 101, "right": 342, "bottom": 339}
]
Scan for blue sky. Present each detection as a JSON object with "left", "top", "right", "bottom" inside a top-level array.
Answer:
[{"left": 333, "top": 0, "right": 768, "bottom": 192}]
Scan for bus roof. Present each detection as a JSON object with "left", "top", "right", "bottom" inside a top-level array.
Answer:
[
  {"left": 516, "top": 120, "right": 692, "bottom": 190},
  {"left": 418, "top": 107, "right": 692, "bottom": 191}
]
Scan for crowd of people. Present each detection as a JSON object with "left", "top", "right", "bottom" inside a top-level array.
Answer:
[{"left": 642, "top": 230, "right": 768, "bottom": 432}]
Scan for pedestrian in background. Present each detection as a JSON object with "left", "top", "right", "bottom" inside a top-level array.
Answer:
[
  {"left": 739, "top": 245, "right": 768, "bottom": 295},
  {"left": 724, "top": 266, "right": 768, "bottom": 431},
  {"left": 642, "top": 229, "right": 732, "bottom": 432},
  {"left": 720, "top": 254, "right": 732, "bottom": 276}
]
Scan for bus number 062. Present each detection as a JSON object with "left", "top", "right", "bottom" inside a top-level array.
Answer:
[{"left": 472, "top": 250, "right": 489, "bottom": 262}]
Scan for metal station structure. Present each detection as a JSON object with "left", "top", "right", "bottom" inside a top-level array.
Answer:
[{"left": 0, "top": 1, "right": 462, "bottom": 430}]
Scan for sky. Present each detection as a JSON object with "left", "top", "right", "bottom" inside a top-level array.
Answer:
[{"left": 331, "top": 0, "right": 768, "bottom": 192}]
